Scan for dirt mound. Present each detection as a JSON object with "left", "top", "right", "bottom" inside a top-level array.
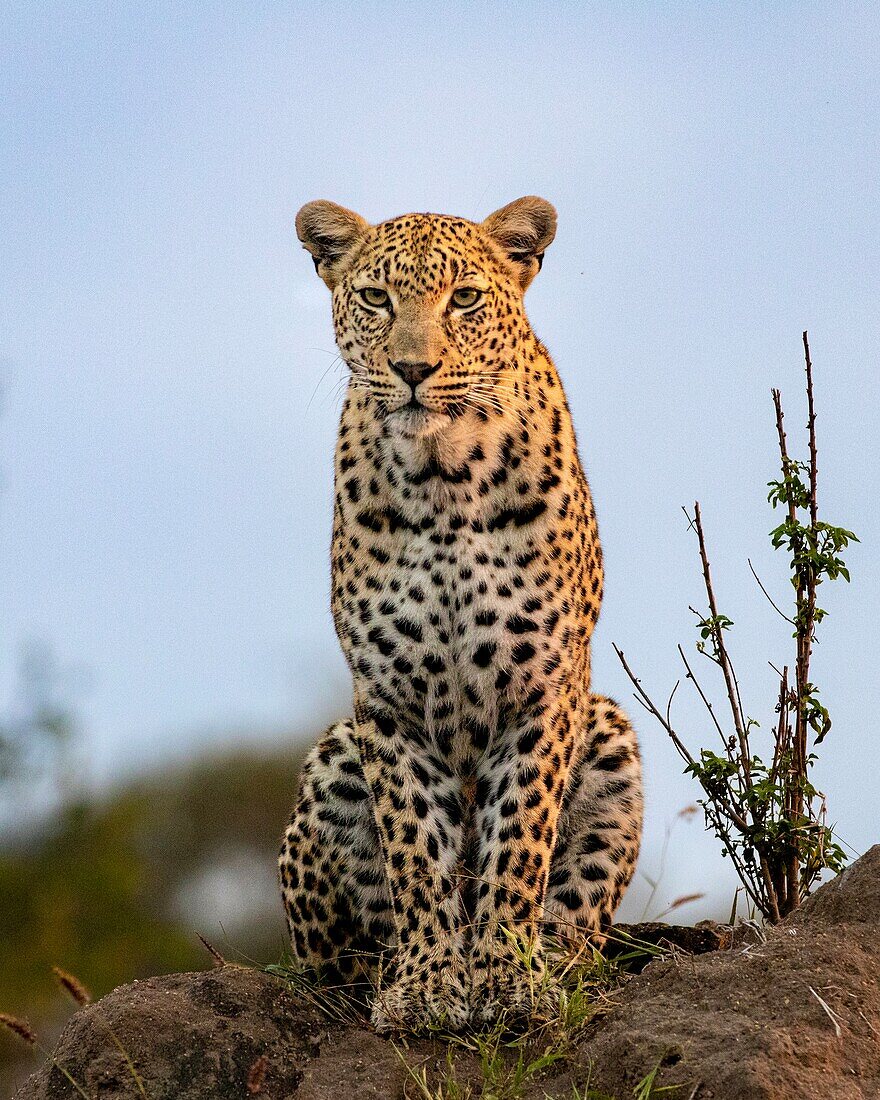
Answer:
[
  {"left": 572, "top": 843, "right": 880, "bottom": 1099},
  {"left": 15, "top": 846, "right": 880, "bottom": 1100}
]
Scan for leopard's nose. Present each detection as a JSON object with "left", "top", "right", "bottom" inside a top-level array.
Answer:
[{"left": 389, "top": 361, "right": 441, "bottom": 387}]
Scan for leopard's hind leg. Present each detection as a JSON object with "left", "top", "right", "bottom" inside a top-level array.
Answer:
[
  {"left": 279, "top": 720, "right": 392, "bottom": 979},
  {"left": 544, "top": 695, "right": 643, "bottom": 943}
]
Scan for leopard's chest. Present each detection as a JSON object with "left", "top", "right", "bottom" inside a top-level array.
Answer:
[{"left": 332, "top": 501, "right": 576, "bottom": 755}]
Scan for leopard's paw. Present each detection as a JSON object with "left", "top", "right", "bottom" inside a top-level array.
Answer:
[
  {"left": 470, "top": 939, "right": 559, "bottom": 1028},
  {"left": 371, "top": 961, "right": 470, "bottom": 1034}
]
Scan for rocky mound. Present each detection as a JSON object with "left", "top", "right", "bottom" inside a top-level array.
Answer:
[{"left": 15, "top": 846, "right": 880, "bottom": 1100}]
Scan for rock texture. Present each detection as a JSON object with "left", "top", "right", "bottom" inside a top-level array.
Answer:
[
  {"left": 15, "top": 846, "right": 880, "bottom": 1100},
  {"left": 567, "top": 844, "right": 880, "bottom": 1100}
]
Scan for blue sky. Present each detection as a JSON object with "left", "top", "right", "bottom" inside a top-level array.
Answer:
[{"left": 2, "top": 1, "right": 878, "bottom": 916}]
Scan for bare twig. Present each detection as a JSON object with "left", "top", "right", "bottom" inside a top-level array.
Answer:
[
  {"left": 747, "top": 558, "right": 795, "bottom": 625},
  {"left": 613, "top": 646, "right": 695, "bottom": 768},
  {"left": 677, "top": 645, "right": 732, "bottom": 757},
  {"left": 804, "top": 331, "right": 819, "bottom": 531},
  {"left": 770, "top": 668, "right": 790, "bottom": 787},
  {"left": 614, "top": 644, "right": 766, "bottom": 917},
  {"left": 690, "top": 504, "right": 751, "bottom": 781},
  {"left": 758, "top": 854, "right": 782, "bottom": 923}
]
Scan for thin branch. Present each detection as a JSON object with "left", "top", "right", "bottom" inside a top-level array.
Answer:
[
  {"left": 695, "top": 805, "right": 767, "bottom": 917},
  {"left": 691, "top": 503, "right": 751, "bottom": 778},
  {"left": 613, "top": 646, "right": 695, "bottom": 768},
  {"left": 665, "top": 679, "right": 680, "bottom": 731},
  {"left": 676, "top": 644, "right": 730, "bottom": 755},
  {"left": 770, "top": 667, "right": 790, "bottom": 786},
  {"left": 773, "top": 382, "right": 810, "bottom": 910},
  {"left": 747, "top": 558, "right": 795, "bottom": 625},
  {"left": 615, "top": 644, "right": 752, "bottom": 835},
  {"left": 758, "top": 853, "right": 782, "bottom": 923},
  {"left": 803, "top": 331, "right": 819, "bottom": 531},
  {"left": 801, "top": 332, "right": 820, "bottom": 737},
  {"left": 729, "top": 659, "right": 749, "bottom": 759},
  {"left": 772, "top": 389, "right": 796, "bottom": 521}
]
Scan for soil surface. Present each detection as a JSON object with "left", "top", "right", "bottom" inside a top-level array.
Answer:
[{"left": 15, "top": 846, "right": 880, "bottom": 1100}]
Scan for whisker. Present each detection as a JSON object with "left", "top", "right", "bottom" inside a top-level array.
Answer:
[
  {"left": 468, "top": 387, "right": 531, "bottom": 428},
  {"left": 306, "top": 355, "right": 346, "bottom": 412},
  {"left": 469, "top": 381, "right": 524, "bottom": 399},
  {"left": 469, "top": 385, "right": 524, "bottom": 408}
]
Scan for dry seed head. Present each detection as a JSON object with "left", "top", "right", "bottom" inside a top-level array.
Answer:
[
  {"left": 668, "top": 892, "right": 706, "bottom": 912},
  {"left": 0, "top": 1013, "right": 37, "bottom": 1046},
  {"left": 52, "top": 967, "right": 92, "bottom": 1007},
  {"left": 197, "top": 934, "right": 226, "bottom": 968}
]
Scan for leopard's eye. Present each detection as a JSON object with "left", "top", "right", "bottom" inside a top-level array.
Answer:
[
  {"left": 358, "top": 287, "right": 391, "bottom": 308},
  {"left": 451, "top": 287, "right": 482, "bottom": 310}
]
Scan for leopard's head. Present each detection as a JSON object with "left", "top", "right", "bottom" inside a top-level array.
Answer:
[{"left": 296, "top": 197, "right": 556, "bottom": 439}]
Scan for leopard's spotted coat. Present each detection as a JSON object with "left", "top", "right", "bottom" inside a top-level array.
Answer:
[{"left": 279, "top": 197, "right": 643, "bottom": 1032}]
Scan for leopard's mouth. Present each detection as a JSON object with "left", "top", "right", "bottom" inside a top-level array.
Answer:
[{"left": 385, "top": 401, "right": 450, "bottom": 438}]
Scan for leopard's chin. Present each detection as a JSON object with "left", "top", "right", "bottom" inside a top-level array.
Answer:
[{"left": 386, "top": 404, "right": 450, "bottom": 440}]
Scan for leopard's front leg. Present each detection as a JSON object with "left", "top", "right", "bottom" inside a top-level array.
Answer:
[
  {"left": 355, "top": 700, "right": 470, "bottom": 1033},
  {"left": 470, "top": 703, "right": 575, "bottom": 1026}
]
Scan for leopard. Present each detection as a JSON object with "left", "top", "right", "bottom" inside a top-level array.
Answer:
[{"left": 278, "top": 196, "right": 643, "bottom": 1033}]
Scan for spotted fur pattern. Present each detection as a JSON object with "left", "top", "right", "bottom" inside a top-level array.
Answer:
[{"left": 279, "top": 197, "right": 643, "bottom": 1032}]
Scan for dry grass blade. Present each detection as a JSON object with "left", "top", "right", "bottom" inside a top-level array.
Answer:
[
  {"left": 265, "top": 963, "right": 370, "bottom": 1027},
  {"left": 102, "top": 1025, "right": 148, "bottom": 1099},
  {"left": 808, "top": 985, "right": 843, "bottom": 1038}
]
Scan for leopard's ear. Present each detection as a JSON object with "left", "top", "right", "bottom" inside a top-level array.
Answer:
[
  {"left": 482, "top": 196, "right": 557, "bottom": 290},
  {"left": 296, "top": 201, "right": 370, "bottom": 289}
]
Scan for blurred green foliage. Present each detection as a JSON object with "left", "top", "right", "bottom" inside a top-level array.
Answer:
[{"left": 0, "top": 742, "right": 307, "bottom": 1092}]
